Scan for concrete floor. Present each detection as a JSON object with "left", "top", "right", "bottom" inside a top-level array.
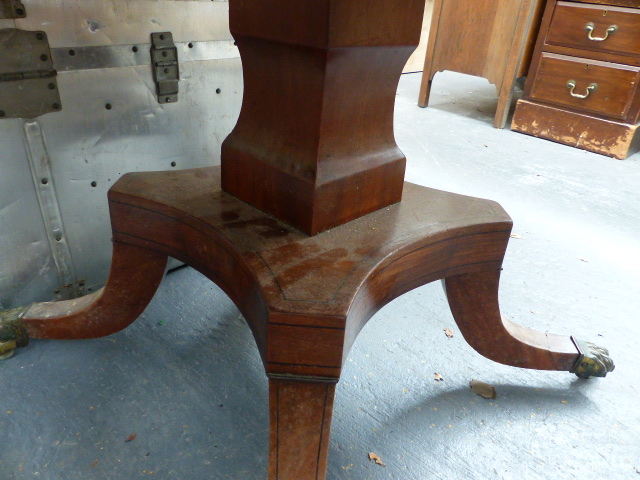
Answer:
[{"left": 2, "top": 72, "right": 639, "bottom": 480}]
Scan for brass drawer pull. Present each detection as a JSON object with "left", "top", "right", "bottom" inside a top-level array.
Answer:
[
  {"left": 585, "top": 22, "right": 618, "bottom": 41},
  {"left": 566, "top": 80, "right": 598, "bottom": 99}
]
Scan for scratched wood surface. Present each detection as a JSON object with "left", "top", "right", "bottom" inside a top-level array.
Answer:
[
  {"left": 513, "top": 0, "right": 640, "bottom": 158},
  {"left": 105, "top": 165, "right": 515, "bottom": 380}
]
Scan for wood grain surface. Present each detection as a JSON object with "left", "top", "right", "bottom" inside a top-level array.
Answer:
[
  {"left": 514, "top": 0, "right": 640, "bottom": 158},
  {"left": 418, "top": 0, "right": 544, "bottom": 128},
  {"left": 22, "top": 243, "right": 167, "bottom": 339},
  {"left": 529, "top": 53, "right": 640, "bottom": 121},
  {"left": 221, "top": 0, "right": 426, "bottom": 235},
  {"left": 15, "top": 166, "right": 586, "bottom": 479},
  {"left": 546, "top": 2, "right": 640, "bottom": 57},
  {"left": 512, "top": 98, "right": 640, "bottom": 158}
]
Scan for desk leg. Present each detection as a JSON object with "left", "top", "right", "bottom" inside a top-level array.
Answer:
[
  {"left": 493, "top": 0, "right": 537, "bottom": 129},
  {"left": 418, "top": 0, "right": 444, "bottom": 108}
]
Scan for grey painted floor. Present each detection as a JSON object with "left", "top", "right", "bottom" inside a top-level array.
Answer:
[{"left": 2, "top": 72, "right": 639, "bottom": 480}]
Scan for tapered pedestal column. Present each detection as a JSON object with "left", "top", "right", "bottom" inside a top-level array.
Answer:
[{"left": 222, "top": 0, "right": 426, "bottom": 235}]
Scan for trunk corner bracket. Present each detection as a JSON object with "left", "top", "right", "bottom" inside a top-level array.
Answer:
[{"left": 0, "top": 29, "right": 61, "bottom": 119}]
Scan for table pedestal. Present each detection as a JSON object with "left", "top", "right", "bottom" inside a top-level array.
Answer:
[
  {"left": 0, "top": 0, "right": 614, "bottom": 477},
  {"left": 1, "top": 166, "right": 613, "bottom": 479}
]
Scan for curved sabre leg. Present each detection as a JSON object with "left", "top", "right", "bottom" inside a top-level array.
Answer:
[
  {"left": 1, "top": 241, "right": 168, "bottom": 357},
  {"left": 444, "top": 270, "right": 614, "bottom": 378}
]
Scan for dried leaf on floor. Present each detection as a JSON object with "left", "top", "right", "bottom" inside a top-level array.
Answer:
[
  {"left": 444, "top": 328, "right": 454, "bottom": 338},
  {"left": 434, "top": 373, "right": 444, "bottom": 381},
  {"left": 510, "top": 233, "right": 523, "bottom": 239},
  {"left": 125, "top": 433, "right": 137, "bottom": 442},
  {"left": 470, "top": 379, "right": 497, "bottom": 399},
  {"left": 368, "top": 452, "right": 386, "bottom": 467}
]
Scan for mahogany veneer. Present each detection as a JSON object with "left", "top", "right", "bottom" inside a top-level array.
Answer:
[
  {"left": 222, "top": 0, "right": 425, "bottom": 235},
  {"left": 10, "top": 166, "right": 594, "bottom": 479}
]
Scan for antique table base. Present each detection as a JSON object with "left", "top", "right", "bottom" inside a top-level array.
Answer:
[
  {"left": 1, "top": 166, "right": 613, "bottom": 480},
  {"left": 0, "top": 0, "right": 614, "bottom": 478}
]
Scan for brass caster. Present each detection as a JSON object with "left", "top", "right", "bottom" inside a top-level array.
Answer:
[
  {"left": 571, "top": 337, "right": 615, "bottom": 379},
  {"left": 0, "top": 341, "right": 16, "bottom": 360},
  {"left": 0, "top": 305, "right": 30, "bottom": 359}
]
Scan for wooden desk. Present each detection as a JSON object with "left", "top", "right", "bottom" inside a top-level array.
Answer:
[
  {"left": 512, "top": 0, "right": 640, "bottom": 159},
  {"left": 418, "top": 0, "right": 545, "bottom": 128}
]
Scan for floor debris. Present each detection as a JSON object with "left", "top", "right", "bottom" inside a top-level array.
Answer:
[
  {"left": 368, "top": 452, "right": 386, "bottom": 467},
  {"left": 470, "top": 379, "right": 497, "bottom": 399}
]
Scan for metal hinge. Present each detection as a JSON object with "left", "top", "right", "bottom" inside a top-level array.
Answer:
[
  {"left": 0, "top": 0, "right": 26, "bottom": 18},
  {"left": 150, "top": 31, "right": 179, "bottom": 104},
  {"left": 0, "top": 29, "right": 61, "bottom": 119}
]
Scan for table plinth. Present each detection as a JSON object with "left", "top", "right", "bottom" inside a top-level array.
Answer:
[{"left": 0, "top": 166, "right": 613, "bottom": 479}]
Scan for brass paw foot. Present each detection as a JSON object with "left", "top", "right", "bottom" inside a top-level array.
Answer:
[
  {"left": 0, "top": 306, "right": 30, "bottom": 359},
  {"left": 571, "top": 337, "right": 615, "bottom": 379}
]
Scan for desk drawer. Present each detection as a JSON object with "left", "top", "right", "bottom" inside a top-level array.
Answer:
[
  {"left": 529, "top": 53, "right": 640, "bottom": 120},
  {"left": 547, "top": 2, "right": 640, "bottom": 57}
]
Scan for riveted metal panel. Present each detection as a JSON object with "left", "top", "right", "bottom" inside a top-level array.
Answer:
[
  {"left": 0, "top": 0, "right": 241, "bottom": 308},
  {"left": 0, "top": 120, "right": 60, "bottom": 309},
  {"left": 12, "top": 0, "right": 233, "bottom": 47}
]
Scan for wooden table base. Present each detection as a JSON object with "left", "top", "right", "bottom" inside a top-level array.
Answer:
[{"left": 0, "top": 166, "right": 613, "bottom": 479}]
